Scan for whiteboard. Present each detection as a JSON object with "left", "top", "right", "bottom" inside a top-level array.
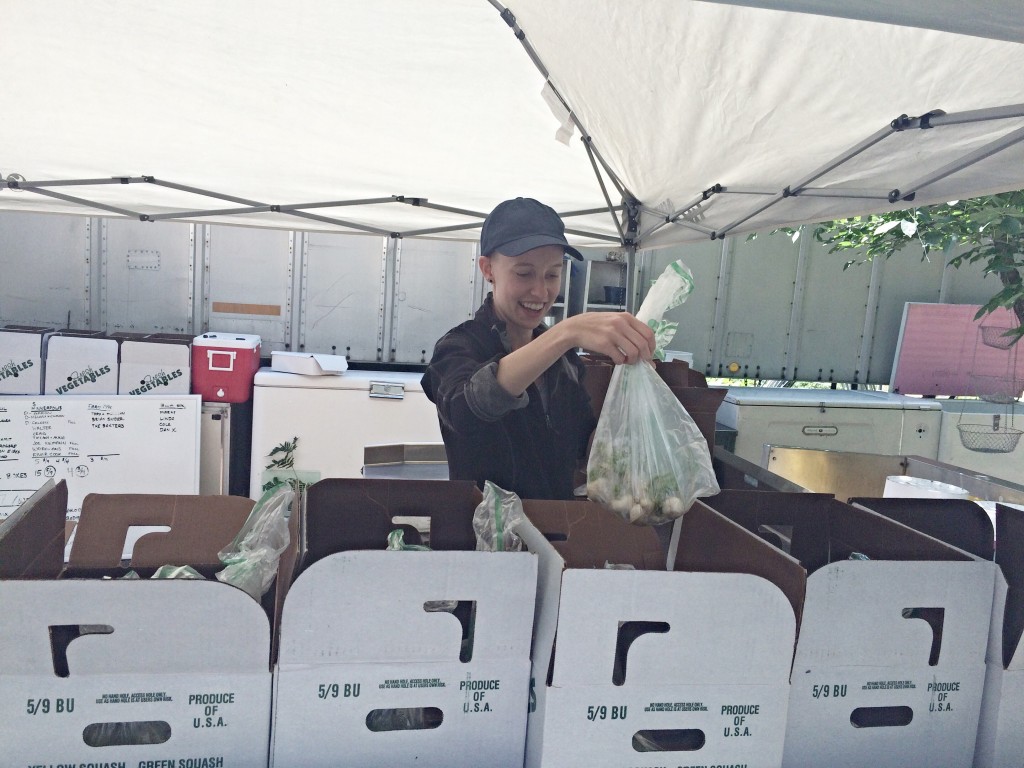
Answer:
[{"left": 0, "top": 395, "right": 201, "bottom": 519}]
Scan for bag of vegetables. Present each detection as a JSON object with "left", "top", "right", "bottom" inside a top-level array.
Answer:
[{"left": 586, "top": 260, "right": 719, "bottom": 525}]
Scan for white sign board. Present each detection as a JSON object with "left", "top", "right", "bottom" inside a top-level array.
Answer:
[{"left": 0, "top": 395, "right": 201, "bottom": 518}]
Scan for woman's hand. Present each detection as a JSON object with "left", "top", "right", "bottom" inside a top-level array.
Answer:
[
  {"left": 493, "top": 310, "right": 656, "bottom": 397},
  {"left": 557, "top": 311, "right": 656, "bottom": 365}
]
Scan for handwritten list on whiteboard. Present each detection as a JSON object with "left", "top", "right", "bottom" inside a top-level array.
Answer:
[{"left": 0, "top": 395, "right": 201, "bottom": 518}]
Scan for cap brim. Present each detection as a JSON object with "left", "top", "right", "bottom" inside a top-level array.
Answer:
[{"left": 493, "top": 233, "right": 584, "bottom": 261}]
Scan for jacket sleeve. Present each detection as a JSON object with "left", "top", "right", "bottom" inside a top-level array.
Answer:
[{"left": 422, "top": 330, "right": 529, "bottom": 435}]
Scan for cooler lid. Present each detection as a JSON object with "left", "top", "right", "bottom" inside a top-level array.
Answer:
[
  {"left": 254, "top": 367, "right": 426, "bottom": 393},
  {"left": 193, "top": 332, "right": 261, "bottom": 350},
  {"left": 722, "top": 387, "right": 941, "bottom": 410}
]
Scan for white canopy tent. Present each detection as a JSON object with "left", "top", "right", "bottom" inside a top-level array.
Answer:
[{"left": 3, "top": 0, "right": 1024, "bottom": 249}]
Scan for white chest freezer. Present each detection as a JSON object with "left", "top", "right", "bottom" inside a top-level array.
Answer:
[
  {"left": 249, "top": 368, "right": 442, "bottom": 498},
  {"left": 937, "top": 399, "right": 1024, "bottom": 486},
  {"left": 716, "top": 387, "right": 942, "bottom": 466}
]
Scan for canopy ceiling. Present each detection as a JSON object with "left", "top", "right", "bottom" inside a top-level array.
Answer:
[{"left": 3, "top": 0, "right": 1024, "bottom": 249}]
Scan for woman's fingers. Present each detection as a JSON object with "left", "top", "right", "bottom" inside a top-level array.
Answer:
[{"left": 564, "top": 311, "right": 658, "bottom": 363}]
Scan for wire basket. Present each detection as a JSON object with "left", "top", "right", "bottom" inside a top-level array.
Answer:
[
  {"left": 957, "top": 423, "right": 1023, "bottom": 453},
  {"left": 968, "top": 373, "right": 1024, "bottom": 403},
  {"left": 980, "top": 325, "right": 1018, "bottom": 350}
]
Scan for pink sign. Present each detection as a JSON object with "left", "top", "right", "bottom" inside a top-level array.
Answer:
[{"left": 891, "top": 303, "right": 1023, "bottom": 399}]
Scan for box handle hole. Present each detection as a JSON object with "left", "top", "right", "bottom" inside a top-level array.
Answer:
[
  {"left": 633, "top": 728, "right": 706, "bottom": 752},
  {"left": 902, "top": 607, "right": 944, "bottom": 666},
  {"left": 850, "top": 706, "right": 914, "bottom": 728},
  {"left": 613, "top": 621, "right": 670, "bottom": 685},
  {"left": 423, "top": 600, "right": 476, "bottom": 662},
  {"left": 83, "top": 720, "right": 171, "bottom": 746},
  {"left": 49, "top": 624, "right": 113, "bottom": 677},
  {"left": 365, "top": 707, "right": 443, "bottom": 732}
]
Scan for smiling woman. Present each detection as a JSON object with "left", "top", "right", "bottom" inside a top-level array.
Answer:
[{"left": 420, "top": 197, "right": 655, "bottom": 500}]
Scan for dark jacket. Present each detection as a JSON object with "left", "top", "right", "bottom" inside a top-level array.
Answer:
[{"left": 421, "top": 295, "right": 597, "bottom": 500}]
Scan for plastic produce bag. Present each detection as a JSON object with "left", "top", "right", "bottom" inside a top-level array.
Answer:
[
  {"left": 587, "top": 260, "right": 719, "bottom": 525},
  {"left": 385, "top": 528, "right": 430, "bottom": 551},
  {"left": 151, "top": 564, "right": 204, "bottom": 580},
  {"left": 215, "top": 484, "right": 293, "bottom": 600},
  {"left": 473, "top": 481, "right": 525, "bottom": 552}
]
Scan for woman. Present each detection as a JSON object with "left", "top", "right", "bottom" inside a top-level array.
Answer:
[{"left": 421, "top": 197, "right": 655, "bottom": 499}]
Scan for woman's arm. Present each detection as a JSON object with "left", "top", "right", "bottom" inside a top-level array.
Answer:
[{"left": 496, "top": 312, "right": 655, "bottom": 396}]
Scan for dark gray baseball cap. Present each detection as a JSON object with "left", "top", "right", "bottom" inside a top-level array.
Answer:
[{"left": 480, "top": 197, "right": 583, "bottom": 260}]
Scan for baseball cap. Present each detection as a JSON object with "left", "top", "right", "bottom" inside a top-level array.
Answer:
[{"left": 480, "top": 197, "right": 584, "bottom": 261}]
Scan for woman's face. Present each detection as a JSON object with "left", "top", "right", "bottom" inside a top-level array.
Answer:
[{"left": 480, "top": 245, "right": 565, "bottom": 340}]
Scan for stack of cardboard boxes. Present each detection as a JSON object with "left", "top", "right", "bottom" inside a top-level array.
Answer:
[
  {"left": 0, "top": 326, "right": 269, "bottom": 399},
  {"left": 1, "top": 476, "right": 1020, "bottom": 767},
  {"left": 0, "top": 325, "right": 194, "bottom": 396}
]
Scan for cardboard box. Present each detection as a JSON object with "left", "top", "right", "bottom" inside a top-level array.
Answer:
[
  {"left": 270, "top": 350, "right": 348, "bottom": 376},
  {"left": 0, "top": 324, "right": 51, "bottom": 394},
  {"left": 43, "top": 329, "right": 120, "bottom": 395},
  {"left": 118, "top": 334, "right": 192, "bottom": 395},
  {"left": 271, "top": 478, "right": 537, "bottom": 768},
  {"left": 517, "top": 498, "right": 805, "bottom": 768},
  {"left": 849, "top": 496, "right": 1023, "bottom": 768},
  {"left": 192, "top": 332, "right": 262, "bottom": 403},
  {"left": 976, "top": 504, "right": 1024, "bottom": 768},
  {"left": 0, "top": 481, "right": 280, "bottom": 767},
  {"left": 703, "top": 490, "right": 997, "bottom": 768}
]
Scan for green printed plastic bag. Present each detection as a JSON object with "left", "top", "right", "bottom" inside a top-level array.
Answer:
[
  {"left": 473, "top": 481, "right": 525, "bottom": 552},
  {"left": 586, "top": 260, "right": 719, "bottom": 525}
]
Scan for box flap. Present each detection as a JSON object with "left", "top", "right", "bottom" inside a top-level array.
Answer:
[
  {"left": 279, "top": 550, "right": 536, "bottom": 664},
  {"left": 67, "top": 493, "right": 253, "bottom": 576},
  {"left": 120, "top": 338, "right": 192, "bottom": 366},
  {"left": 0, "top": 579, "right": 268, "bottom": 675},
  {"left": 520, "top": 499, "right": 665, "bottom": 570},
  {"left": 673, "top": 501, "right": 806, "bottom": 628},
  {"left": 654, "top": 358, "right": 708, "bottom": 388},
  {"left": 304, "top": 479, "right": 481, "bottom": 564},
  {"left": 703, "top": 490, "right": 974, "bottom": 573},
  {"left": 997, "top": 504, "right": 1024, "bottom": 670},
  {"left": 271, "top": 350, "right": 348, "bottom": 375},
  {"left": 517, "top": 499, "right": 801, "bottom": 691},
  {"left": 268, "top": 499, "right": 303, "bottom": 664},
  {"left": 793, "top": 557, "right": 995, "bottom": 669},
  {"left": 0, "top": 328, "right": 48, "bottom": 357},
  {"left": 552, "top": 568, "right": 795, "bottom": 687},
  {"left": 45, "top": 333, "right": 119, "bottom": 360},
  {"left": 849, "top": 496, "right": 995, "bottom": 560},
  {"left": 3, "top": 324, "right": 54, "bottom": 333},
  {"left": 147, "top": 332, "right": 195, "bottom": 343},
  {"left": 0, "top": 480, "right": 67, "bottom": 578}
]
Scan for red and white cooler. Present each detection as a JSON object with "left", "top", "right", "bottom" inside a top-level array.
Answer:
[{"left": 191, "top": 333, "right": 262, "bottom": 403}]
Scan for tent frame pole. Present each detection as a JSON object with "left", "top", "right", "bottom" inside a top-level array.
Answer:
[{"left": 710, "top": 103, "right": 1024, "bottom": 239}]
